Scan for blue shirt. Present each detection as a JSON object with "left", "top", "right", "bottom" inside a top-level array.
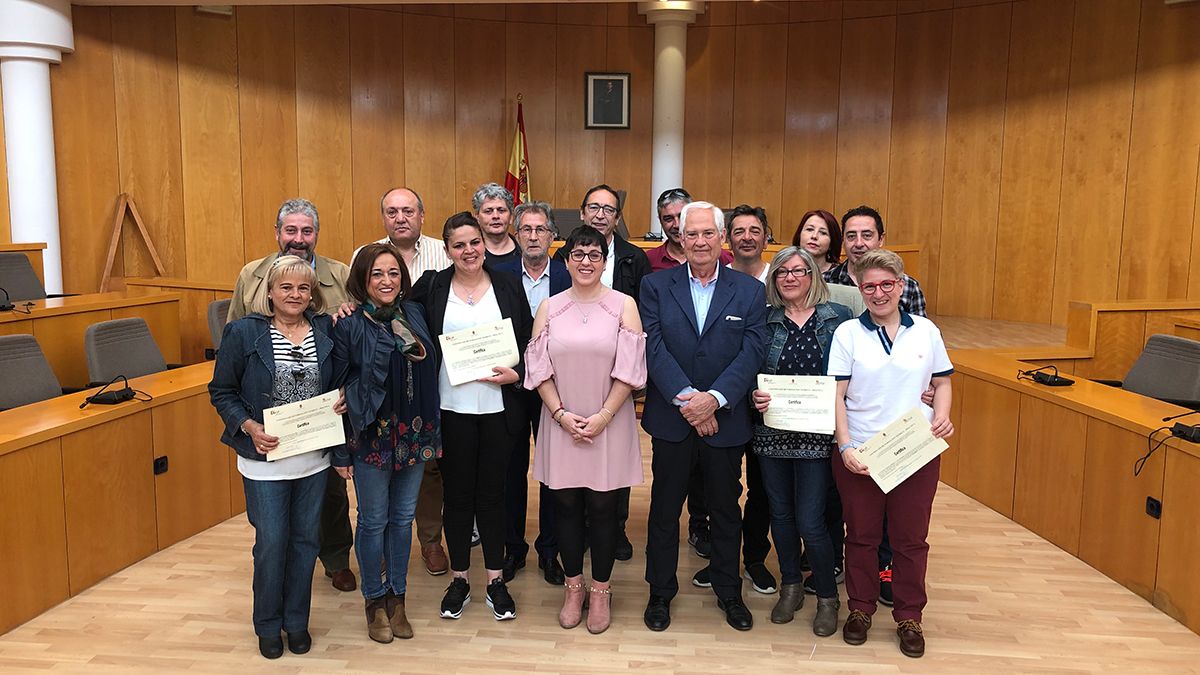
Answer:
[
  {"left": 519, "top": 259, "right": 552, "bottom": 318},
  {"left": 675, "top": 263, "right": 728, "bottom": 409}
]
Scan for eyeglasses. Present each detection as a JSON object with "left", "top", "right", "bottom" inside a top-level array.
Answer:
[
  {"left": 568, "top": 250, "right": 604, "bottom": 263},
  {"left": 584, "top": 203, "right": 619, "bottom": 217},
  {"left": 860, "top": 279, "right": 900, "bottom": 295},
  {"left": 774, "top": 267, "right": 812, "bottom": 280},
  {"left": 683, "top": 229, "right": 719, "bottom": 241},
  {"left": 516, "top": 226, "right": 553, "bottom": 236}
]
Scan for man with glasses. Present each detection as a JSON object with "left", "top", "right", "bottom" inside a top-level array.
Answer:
[
  {"left": 493, "top": 202, "right": 569, "bottom": 586},
  {"left": 648, "top": 188, "right": 732, "bottom": 272},
  {"left": 641, "top": 201, "right": 768, "bottom": 633},
  {"left": 227, "top": 198, "right": 357, "bottom": 594},
  {"left": 824, "top": 205, "right": 925, "bottom": 317}
]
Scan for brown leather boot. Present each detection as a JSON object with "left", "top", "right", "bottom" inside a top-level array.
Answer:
[
  {"left": 366, "top": 596, "right": 392, "bottom": 644},
  {"left": 896, "top": 619, "right": 925, "bottom": 657},
  {"left": 386, "top": 591, "right": 414, "bottom": 639}
]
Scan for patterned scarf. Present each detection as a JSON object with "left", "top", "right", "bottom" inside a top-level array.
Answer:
[{"left": 363, "top": 302, "right": 426, "bottom": 360}]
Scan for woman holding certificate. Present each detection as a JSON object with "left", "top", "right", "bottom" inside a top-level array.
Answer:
[
  {"left": 411, "top": 212, "right": 533, "bottom": 622},
  {"left": 750, "top": 247, "right": 852, "bottom": 636},
  {"left": 330, "top": 243, "right": 441, "bottom": 643},
  {"left": 524, "top": 226, "right": 645, "bottom": 635},
  {"left": 826, "top": 248, "right": 953, "bottom": 658},
  {"left": 208, "top": 255, "right": 338, "bottom": 660}
]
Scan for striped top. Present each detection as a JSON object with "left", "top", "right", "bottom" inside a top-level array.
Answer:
[{"left": 352, "top": 234, "right": 452, "bottom": 280}]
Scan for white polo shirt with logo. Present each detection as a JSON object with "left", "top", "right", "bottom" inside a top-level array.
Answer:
[{"left": 827, "top": 311, "right": 954, "bottom": 447}]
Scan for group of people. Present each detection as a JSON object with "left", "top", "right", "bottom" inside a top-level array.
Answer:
[{"left": 208, "top": 182, "right": 953, "bottom": 661}]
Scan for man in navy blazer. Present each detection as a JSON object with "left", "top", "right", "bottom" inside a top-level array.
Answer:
[
  {"left": 640, "top": 201, "right": 768, "bottom": 632},
  {"left": 493, "top": 201, "right": 570, "bottom": 586}
]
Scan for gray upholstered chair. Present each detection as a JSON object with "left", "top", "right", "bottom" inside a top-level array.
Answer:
[
  {"left": 1118, "top": 334, "right": 1200, "bottom": 409},
  {"left": 0, "top": 334, "right": 62, "bottom": 409},
  {"left": 83, "top": 317, "right": 168, "bottom": 386},
  {"left": 208, "top": 298, "right": 232, "bottom": 351},
  {"left": 0, "top": 252, "right": 47, "bottom": 303}
]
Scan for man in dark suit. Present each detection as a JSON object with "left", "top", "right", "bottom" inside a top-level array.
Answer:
[
  {"left": 493, "top": 201, "right": 569, "bottom": 585},
  {"left": 554, "top": 184, "right": 652, "bottom": 561},
  {"left": 640, "top": 201, "right": 768, "bottom": 632}
]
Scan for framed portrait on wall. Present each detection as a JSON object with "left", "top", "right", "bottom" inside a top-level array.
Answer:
[{"left": 585, "top": 72, "right": 630, "bottom": 130}]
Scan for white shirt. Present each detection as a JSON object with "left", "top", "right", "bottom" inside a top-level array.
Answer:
[
  {"left": 826, "top": 312, "right": 954, "bottom": 447},
  {"left": 726, "top": 262, "right": 769, "bottom": 285},
  {"left": 601, "top": 237, "right": 616, "bottom": 288},
  {"left": 352, "top": 234, "right": 452, "bottom": 280},
  {"left": 438, "top": 286, "right": 505, "bottom": 415},
  {"left": 521, "top": 260, "right": 552, "bottom": 318}
]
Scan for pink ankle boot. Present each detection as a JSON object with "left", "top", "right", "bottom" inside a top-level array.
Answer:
[
  {"left": 587, "top": 582, "right": 611, "bottom": 634},
  {"left": 559, "top": 576, "right": 585, "bottom": 629}
]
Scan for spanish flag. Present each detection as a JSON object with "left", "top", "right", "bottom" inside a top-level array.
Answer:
[{"left": 505, "top": 98, "right": 531, "bottom": 205}]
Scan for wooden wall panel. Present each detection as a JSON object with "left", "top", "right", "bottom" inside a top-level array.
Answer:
[
  {"left": 112, "top": 7, "right": 186, "bottom": 278},
  {"left": 781, "top": 20, "right": 841, "bottom": 234},
  {"left": 403, "top": 12, "right": 456, "bottom": 231},
  {"left": 349, "top": 9, "right": 406, "bottom": 249},
  {"left": 553, "top": 25, "right": 607, "bottom": 210},
  {"left": 237, "top": 7, "right": 299, "bottom": 259},
  {"left": 505, "top": 21, "right": 557, "bottom": 208},
  {"left": 936, "top": 2, "right": 1011, "bottom": 318},
  {"left": 0, "top": 440, "right": 69, "bottom": 635},
  {"left": 955, "top": 376, "right": 1020, "bottom": 516},
  {"left": 1118, "top": 0, "right": 1200, "bottom": 301},
  {"left": 1013, "top": 394, "right": 1087, "bottom": 554},
  {"left": 1155, "top": 448, "right": 1200, "bottom": 633},
  {"left": 1072, "top": 310, "right": 1144, "bottom": 380},
  {"left": 176, "top": 10, "right": 244, "bottom": 284},
  {"left": 604, "top": 26, "right": 655, "bottom": 235},
  {"left": 990, "top": 0, "right": 1073, "bottom": 323},
  {"left": 833, "top": 15, "right": 895, "bottom": 217},
  {"left": 50, "top": 7, "right": 121, "bottom": 294},
  {"left": 1192, "top": 151, "right": 1200, "bottom": 300},
  {"left": 1050, "top": 0, "right": 1140, "bottom": 324},
  {"left": 1078, "top": 418, "right": 1163, "bottom": 598},
  {"left": 683, "top": 26, "right": 735, "bottom": 208},
  {"left": 61, "top": 412, "right": 157, "bottom": 594},
  {"left": 455, "top": 19, "right": 508, "bottom": 212},
  {"left": 728, "top": 23, "right": 788, "bottom": 223},
  {"left": 886, "top": 9, "right": 951, "bottom": 311},
  {"left": 940, "top": 371, "right": 965, "bottom": 487},
  {"left": 296, "top": 7, "right": 354, "bottom": 265},
  {"left": 153, "top": 396, "right": 231, "bottom": 548}
]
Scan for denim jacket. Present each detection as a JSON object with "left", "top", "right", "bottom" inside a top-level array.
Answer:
[
  {"left": 208, "top": 311, "right": 339, "bottom": 461},
  {"left": 761, "top": 301, "right": 853, "bottom": 376}
]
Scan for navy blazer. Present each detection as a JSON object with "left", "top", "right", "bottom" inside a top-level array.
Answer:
[
  {"left": 493, "top": 257, "right": 571, "bottom": 306},
  {"left": 639, "top": 264, "right": 768, "bottom": 447}
]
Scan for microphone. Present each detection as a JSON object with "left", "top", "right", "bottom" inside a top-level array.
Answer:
[
  {"left": 80, "top": 375, "right": 136, "bottom": 408},
  {"left": 0, "top": 287, "right": 13, "bottom": 312},
  {"left": 1162, "top": 409, "right": 1200, "bottom": 423}
]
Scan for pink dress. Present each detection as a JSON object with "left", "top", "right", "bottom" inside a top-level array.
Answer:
[{"left": 524, "top": 288, "right": 647, "bottom": 491}]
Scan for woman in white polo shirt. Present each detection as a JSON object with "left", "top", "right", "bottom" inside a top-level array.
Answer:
[{"left": 826, "top": 248, "right": 953, "bottom": 659}]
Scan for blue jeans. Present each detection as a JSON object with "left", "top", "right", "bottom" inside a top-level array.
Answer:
[
  {"left": 758, "top": 455, "right": 837, "bottom": 597},
  {"left": 351, "top": 458, "right": 425, "bottom": 600},
  {"left": 242, "top": 469, "right": 327, "bottom": 637}
]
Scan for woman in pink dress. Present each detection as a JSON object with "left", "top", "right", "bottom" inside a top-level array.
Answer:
[{"left": 524, "top": 226, "right": 646, "bottom": 635}]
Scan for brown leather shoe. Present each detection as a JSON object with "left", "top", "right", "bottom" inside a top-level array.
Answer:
[
  {"left": 896, "top": 619, "right": 925, "bottom": 658},
  {"left": 422, "top": 544, "right": 449, "bottom": 576},
  {"left": 386, "top": 592, "right": 414, "bottom": 639},
  {"left": 326, "top": 568, "right": 357, "bottom": 592},
  {"left": 366, "top": 596, "right": 392, "bottom": 643},
  {"left": 842, "top": 609, "right": 871, "bottom": 645}
]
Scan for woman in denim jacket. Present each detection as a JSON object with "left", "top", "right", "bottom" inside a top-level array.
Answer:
[
  {"left": 749, "top": 247, "right": 852, "bottom": 636},
  {"left": 208, "top": 255, "right": 340, "bottom": 660}
]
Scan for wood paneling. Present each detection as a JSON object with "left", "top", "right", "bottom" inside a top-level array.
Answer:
[
  {"left": 505, "top": 21, "right": 557, "bottom": 207},
  {"left": 33, "top": 310, "right": 110, "bottom": 388},
  {"left": 940, "top": 371, "right": 965, "bottom": 487},
  {"left": 296, "top": 7, "right": 354, "bottom": 265},
  {"left": 1013, "top": 394, "right": 1087, "bottom": 554},
  {"left": 0, "top": 440, "right": 68, "bottom": 635},
  {"left": 780, "top": 20, "right": 841, "bottom": 233},
  {"left": 955, "top": 375, "right": 1020, "bottom": 516},
  {"left": 1155, "top": 448, "right": 1200, "bottom": 633},
  {"left": 832, "top": 15, "right": 895, "bottom": 217},
  {"left": 990, "top": 0, "right": 1073, "bottom": 323},
  {"left": 454, "top": 19, "right": 508, "bottom": 211},
  {"left": 61, "top": 412, "right": 157, "bottom": 594},
  {"left": 886, "top": 9, "right": 951, "bottom": 311},
  {"left": 237, "top": 7, "right": 299, "bottom": 257},
  {"left": 936, "top": 2, "right": 1010, "bottom": 318},
  {"left": 111, "top": 8, "right": 186, "bottom": 279},
  {"left": 152, "top": 397, "right": 231, "bottom": 547},
  {"left": 112, "top": 301, "right": 183, "bottom": 365},
  {"left": 683, "top": 25, "right": 735, "bottom": 208},
  {"left": 349, "top": 9, "right": 406, "bottom": 249},
  {"left": 1073, "top": 310, "right": 1144, "bottom": 380},
  {"left": 403, "top": 12, "right": 456, "bottom": 230},
  {"left": 1050, "top": 0, "right": 1140, "bottom": 324},
  {"left": 176, "top": 10, "right": 244, "bottom": 285},
  {"left": 604, "top": 26, "right": 655, "bottom": 235},
  {"left": 1078, "top": 418, "right": 1163, "bottom": 598},
  {"left": 553, "top": 24, "right": 607, "bottom": 210},
  {"left": 729, "top": 23, "right": 788, "bottom": 223}
]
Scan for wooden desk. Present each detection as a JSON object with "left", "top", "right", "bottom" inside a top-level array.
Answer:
[
  {"left": 1174, "top": 317, "right": 1200, "bottom": 342},
  {"left": 0, "top": 292, "right": 182, "bottom": 388},
  {"left": 0, "top": 362, "right": 243, "bottom": 635},
  {"left": 947, "top": 349, "right": 1200, "bottom": 633},
  {"left": 0, "top": 242, "right": 46, "bottom": 285},
  {"left": 124, "top": 277, "right": 233, "bottom": 364}
]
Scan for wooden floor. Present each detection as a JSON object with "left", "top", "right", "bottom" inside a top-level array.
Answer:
[{"left": 3, "top": 316, "right": 1193, "bottom": 672}]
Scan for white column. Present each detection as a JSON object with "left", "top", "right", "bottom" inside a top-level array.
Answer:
[
  {"left": 639, "top": 2, "right": 703, "bottom": 239},
  {"left": 0, "top": 0, "right": 74, "bottom": 294}
]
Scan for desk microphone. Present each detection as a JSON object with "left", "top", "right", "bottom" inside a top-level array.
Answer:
[
  {"left": 0, "top": 287, "right": 13, "bottom": 312},
  {"left": 80, "top": 375, "right": 136, "bottom": 408},
  {"left": 1162, "top": 409, "right": 1200, "bottom": 423}
]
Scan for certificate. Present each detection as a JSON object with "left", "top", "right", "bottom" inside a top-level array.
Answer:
[
  {"left": 264, "top": 390, "right": 343, "bottom": 462},
  {"left": 438, "top": 317, "right": 520, "bottom": 386},
  {"left": 756, "top": 374, "right": 836, "bottom": 434},
  {"left": 854, "top": 407, "right": 948, "bottom": 494}
]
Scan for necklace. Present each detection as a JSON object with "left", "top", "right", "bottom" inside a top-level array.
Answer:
[
  {"left": 455, "top": 278, "right": 487, "bottom": 306},
  {"left": 274, "top": 319, "right": 308, "bottom": 344},
  {"left": 571, "top": 289, "right": 602, "bottom": 324}
]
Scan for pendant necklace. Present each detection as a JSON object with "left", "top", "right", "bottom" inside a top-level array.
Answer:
[{"left": 572, "top": 290, "right": 596, "bottom": 324}]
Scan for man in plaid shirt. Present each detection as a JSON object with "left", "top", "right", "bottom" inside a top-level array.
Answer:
[{"left": 822, "top": 205, "right": 927, "bottom": 317}]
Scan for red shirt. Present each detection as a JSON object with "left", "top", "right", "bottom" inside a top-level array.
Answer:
[{"left": 647, "top": 242, "right": 734, "bottom": 272}]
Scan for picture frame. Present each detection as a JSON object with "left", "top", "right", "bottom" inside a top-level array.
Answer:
[{"left": 585, "top": 72, "right": 630, "bottom": 130}]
